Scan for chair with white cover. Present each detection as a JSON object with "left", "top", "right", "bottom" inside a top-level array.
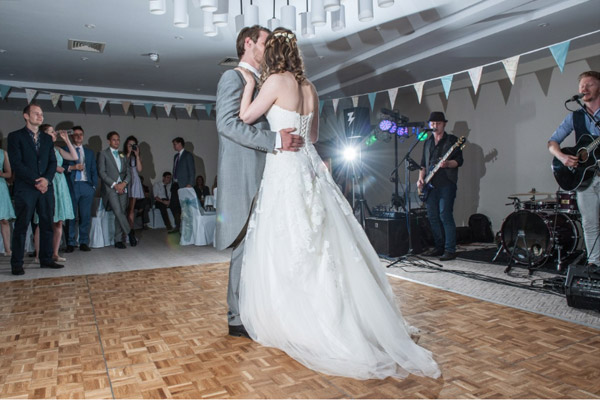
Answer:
[
  {"left": 89, "top": 197, "right": 106, "bottom": 248},
  {"left": 178, "top": 187, "right": 216, "bottom": 246}
]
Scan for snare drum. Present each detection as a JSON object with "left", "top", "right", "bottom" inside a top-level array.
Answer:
[
  {"left": 557, "top": 191, "right": 578, "bottom": 214},
  {"left": 522, "top": 200, "right": 557, "bottom": 212}
]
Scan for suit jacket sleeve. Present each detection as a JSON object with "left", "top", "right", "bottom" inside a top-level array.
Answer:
[
  {"left": 97, "top": 151, "right": 112, "bottom": 187},
  {"left": 216, "top": 69, "right": 276, "bottom": 152},
  {"left": 7, "top": 130, "right": 38, "bottom": 186},
  {"left": 184, "top": 151, "right": 195, "bottom": 187},
  {"left": 87, "top": 148, "right": 98, "bottom": 188},
  {"left": 42, "top": 135, "right": 57, "bottom": 184}
]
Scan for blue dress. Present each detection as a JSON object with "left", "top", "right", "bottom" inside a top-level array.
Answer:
[
  {"left": 0, "top": 151, "right": 15, "bottom": 221},
  {"left": 53, "top": 148, "right": 75, "bottom": 222},
  {"left": 128, "top": 156, "right": 144, "bottom": 199}
]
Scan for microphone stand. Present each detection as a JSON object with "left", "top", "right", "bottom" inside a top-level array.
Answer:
[{"left": 387, "top": 133, "right": 442, "bottom": 268}]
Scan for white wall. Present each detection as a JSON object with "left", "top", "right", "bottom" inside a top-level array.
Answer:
[{"left": 0, "top": 109, "right": 219, "bottom": 190}]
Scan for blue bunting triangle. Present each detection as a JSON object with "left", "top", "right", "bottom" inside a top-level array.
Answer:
[
  {"left": 549, "top": 41, "right": 570, "bottom": 73},
  {"left": 73, "top": 96, "right": 83, "bottom": 110},
  {"left": 144, "top": 103, "right": 153, "bottom": 116}
]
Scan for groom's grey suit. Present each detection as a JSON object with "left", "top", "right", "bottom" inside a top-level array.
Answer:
[
  {"left": 97, "top": 147, "right": 131, "bottom": 243},
  {"left": 216, "top": 68, "right": 276, "bottom": 326}
]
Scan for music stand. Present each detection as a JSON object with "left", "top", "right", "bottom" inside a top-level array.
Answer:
[{"left": 387, "top": 133, "right": 442, "bottom": 268}]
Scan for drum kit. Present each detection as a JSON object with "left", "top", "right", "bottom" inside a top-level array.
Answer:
[{"left": 498, "top": 189, "right": 583, "bottom": 273}]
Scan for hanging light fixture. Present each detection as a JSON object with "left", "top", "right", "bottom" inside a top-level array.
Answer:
[
  {"left": 199, "top": 0, "right": 218, "bottom": 12},
  {"left": 311, "top": 0, "right": 326, "bottom": 27},
  {"left": 378, "top": 0, "right": 394, "bottom": 7},
  {"left": 358, "top": 0, "right": 374, "bottom": 22},
  {"left": 300, "top": 0, "right": 315, "bottom": 38},
  {"left": 149, "top": 0, "right": 166, "bottom": 15},
  {"left": 323, "top": 0, "right": 340, "bottom": 12},
  {"left": 173, "top": 0, "right": 189, "bottom": 28},
  {"left": 235, "top": 0, "right": 245, "bottom": 32},
  {"left": 280, "top": 0, "right": 296, "bottom": 31},
  {"left": 245, "top": 0, "right": 259, "bottom": 27},
  {"left": 267, "top": 0, "right": 280, "bottom": 31},
  {"left": 213, "top": 0, "right": 229, "bottom": 27},
  {"left": 331, "top": 3, "right": 345, "bottom": 31},
  {"left": 203, "top": 11, "right": 218, "bottom": 36}
]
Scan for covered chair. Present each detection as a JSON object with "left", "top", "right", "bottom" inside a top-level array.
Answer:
[{"left": 178, "top": 187, "right": 216, "bottom": 246}]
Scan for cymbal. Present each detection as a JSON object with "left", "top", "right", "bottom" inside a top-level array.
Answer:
[{"left": 509, "top": 191, "right": 553, "bottom": 196}]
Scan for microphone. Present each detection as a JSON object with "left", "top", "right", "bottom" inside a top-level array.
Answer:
[
  {"left": 566, "top": 93, "right": 584, "bottom": 102},
  {"left": 419, "top": 128, "right": 434, "bottom": 132}
]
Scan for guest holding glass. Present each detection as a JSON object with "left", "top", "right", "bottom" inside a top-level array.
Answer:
[
  {"left": 123, "top": 136, "right": 144, "bottom": 230},
  {"left": 0, "top": 146, "right": 15, "bottom": 257}
]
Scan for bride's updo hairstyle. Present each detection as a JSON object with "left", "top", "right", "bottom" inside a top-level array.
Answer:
[{"left": 259, "top": 27, "right": 306, "bottom": 87}]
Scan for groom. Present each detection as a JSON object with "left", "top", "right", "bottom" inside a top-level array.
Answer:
[{"left": 215, "top": 25, "right": 304, "bottom": 338}]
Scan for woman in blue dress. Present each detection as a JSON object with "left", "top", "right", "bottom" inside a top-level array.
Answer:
[
  {"left": 0, "top": 147, "right": 15, "bottom": 256},
  {"left": 123, "top": 136, "right": 144, "bottom": 229},
  {"left": 34, "top": 125, "right": 78, "bottom": 262}
]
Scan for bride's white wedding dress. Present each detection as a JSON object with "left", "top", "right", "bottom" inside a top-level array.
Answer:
[{"left": 240, "top": 104, "right": 440, "bottom": 380}]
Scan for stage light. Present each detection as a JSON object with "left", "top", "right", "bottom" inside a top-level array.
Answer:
[
  {"left": 389, "top": 122, "right": 397, "bottom": 134},
  {"left": 379, "top": 119, "right": 392, "bottom": 132},
  {"left": 397, "top": 126, "right": 408, "bottom": 137},
  {"left": 365, "top": 134, "right": 377, "bottom": 146},
  {"left": 342, "top": 146, "right": 358, "bottom": 162}
]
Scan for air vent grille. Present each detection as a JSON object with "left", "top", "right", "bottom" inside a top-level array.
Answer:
[
  {"left": 68, "top": 39, "right": 106, "bottom": 53},
  {"left": 219, "top": 57, "right": 239, "bottom": 67}
]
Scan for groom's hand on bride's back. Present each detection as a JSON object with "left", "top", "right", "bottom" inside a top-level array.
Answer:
[{"left": 279, "top": 128, "right": 304, "bottom": 152}]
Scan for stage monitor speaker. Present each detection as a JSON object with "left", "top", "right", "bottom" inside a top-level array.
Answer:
[
  {"left": 343, "top": 107, "right": 370, "bottom": 138},
  {"left": 565, "top": 264, "right": 600, "bottom": 311},
  {"left": 365, "top": 215, "right": 425, "bottom": 257}
]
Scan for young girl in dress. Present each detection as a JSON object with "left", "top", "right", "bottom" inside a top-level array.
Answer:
[
  {"left": 123, "top": 136, "right": 144, "bottom": 229},
  {"left": 0, "top": 144, "right": 15, "bottom": 256}
]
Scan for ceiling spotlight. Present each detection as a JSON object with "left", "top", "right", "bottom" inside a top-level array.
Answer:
[
  {"left": 84, "top": 23, "right": 96, "bottom": 29},
  {"left": 149, "top": 53, "right": 159, "bottom": 62}
]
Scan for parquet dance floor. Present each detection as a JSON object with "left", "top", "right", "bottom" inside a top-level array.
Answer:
[{"left": 0, "top": 262, "right": 599, "bottom": 398}]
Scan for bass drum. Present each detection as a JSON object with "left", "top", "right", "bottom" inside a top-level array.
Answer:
[{"left": 501, "top": 210, "right": 581, "bottom": 267}]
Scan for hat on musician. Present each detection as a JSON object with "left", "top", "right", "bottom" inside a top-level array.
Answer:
[{"left": 428, "top": 111, "right": 448, "bottom": 122}]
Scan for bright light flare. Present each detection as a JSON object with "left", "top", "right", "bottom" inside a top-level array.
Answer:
[{"left": 342, "top": 146, "right": 359, "bottom": 162}]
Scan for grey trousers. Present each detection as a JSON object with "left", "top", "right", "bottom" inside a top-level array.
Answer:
[{"left": 227, "top": 236, "right": 245, "bottom": 326}]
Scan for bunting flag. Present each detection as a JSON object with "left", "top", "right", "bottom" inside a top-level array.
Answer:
[
  {"left": 319, "top": 99, "right": 324, "bottom": 115},
  {"left": 164, "top": 103, "right": 173, "bottom": 116},
  {"left": 387, "top": 87, "right": 398, "bottom": 108},
  {"left": 549, "top": 41, "right": 570, "bottom": 73},
  {"left": 0, "top": 84, "right": 11, "bottom": 100},
  {"left": 144, "top": 103, "right": 153, "bottom": 116},
  {"left": 502, "top": 55, "right": 520, "bottom": 85},
  {"left": 413, "top": 81, "right": 425, "bottom": 104},
  {"left": 184, "top": 104, "right": 194, "bottom": 117},
  {"left": 468, "top": 66, "right": 483, "bottom": 94},
  {"left": 205, "top": 103, "right": 213, "bottom": 116},
  {"left": 25, "top": 88, "right": 37, "bottom": 104},
  {"left": 367, "top": 92, "right": 376, "bottom": 111},
  {"left": 98, "top": 99, "right": 107, "bottom": 113},
  {"left": 351, "top": 96, "right": 359, "bottom": 108},
  {"left": 122, "top": 101, "right": 131, "bottom": 115},
  {"left": 51, "top": 93, "right": 61, "bottom": 107},
  {"left": 441, "top": 75, "right": 453, "bottom": 99},
  {"left": 73, "top": 96, "right": 83, "bottom": 110},
  {"left": 332, "top": 99, "right": 339, "bottom": 114}
]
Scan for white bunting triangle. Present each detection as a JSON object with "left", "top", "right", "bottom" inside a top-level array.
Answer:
[
  {"left": 387, "top": 88, "right": 398, "bottom": 108},
  {"left": 468, "top": 66, "right": 483, "bottom": 94},
  {"left": 122, "top": 101, "right": 131, "bottom": 115},
  {"left": 25, "top": 88, "right": 37, "bottom": 104},
  {"left": 502, "top": 55, "right": 520, "bottom": 85},
  {"left": 351, "top": 96, "right": 359, "bottom": 108},
  {"left": 413, "top": 82, "right": 425, "bottom": 104},
  {"left": 98, "top": 99, "right": 107, "bottom": 113},
  {"left": 164, "top": 103, "right": 173, "bottom": 116},
  {"left": 184, "top": 104, "right": 194, "bottom": 117},
  {"left": 332, "top": 99, "right": 339, "bottom": 114},
  {"left": 50, "top": 93, "right": 61, "bottom": 107}
]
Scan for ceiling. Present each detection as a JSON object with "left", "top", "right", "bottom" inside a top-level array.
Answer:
[{"left": 0, "top": 0, "right": 599, "bottom": 109}]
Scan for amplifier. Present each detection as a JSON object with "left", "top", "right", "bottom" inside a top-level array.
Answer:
[
  {"left": 365, "top": 215, "right": 427, "bottom": 257},
  {"left": 565, "top": 265, "right": 600, "bottom": 311}
]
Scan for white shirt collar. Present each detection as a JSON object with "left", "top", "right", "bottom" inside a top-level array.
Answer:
[{"left": 238, "top": 61, "right": 259, "bottom": 78}]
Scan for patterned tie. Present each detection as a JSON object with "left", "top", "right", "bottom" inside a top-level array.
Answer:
[
  {"left": 75, "top": 147, "right": 82, "bottom": 181},
  {"left": 173, "top": 153, "right": 180, "bottom": 180}
]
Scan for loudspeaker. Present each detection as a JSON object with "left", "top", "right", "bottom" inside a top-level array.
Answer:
[
  {"left": 365, "top": 215, "right": 425, "bottom": 257},
  {"left": 565, "top": 264, "right": 600, "bottom": 310},
  {"left": 343, "top": 107, "right": 370, "bottom": 138}
]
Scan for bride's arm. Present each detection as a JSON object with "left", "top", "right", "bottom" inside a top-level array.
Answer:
[
  {"left": 239, "top": 75, "right": 281, "bottom": 124},
  {"left": 309, "top": 82, "right": 319, "bottom": 143}
]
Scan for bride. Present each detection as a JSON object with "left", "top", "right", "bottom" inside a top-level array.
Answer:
[{"left": 236, "top": 27, "right": 440, "bottom": 380}]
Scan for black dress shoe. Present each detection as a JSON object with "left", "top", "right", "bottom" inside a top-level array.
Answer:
[
  {"left": 65, "top": 245, "right": 75, "bottom": 253},
  {"left": 439, "top": 251, "right": 457, "bottom": 261},
  {"left": 426, "top": 248, "right": 444, "bottom": 257},
  {"left": 40, "top": 261, "right": 64, "bottom": 269},
  {"left": 228, "top": 324, "right": 250, "bottom": 339},
  {"left": 168, "top": 228, "right": 179, "bottom": 234},
  {"left": 128, "top": 231, "right": 137, "bottom": 247},
  {"left": 115, "top": 242, "right": 126, "bottom": 249},
  {"left": 79, "top": 244, "right": 91, "bottom": 252},
  {"left": 11, "top": 267, "right": 25, "bottom": 276}
]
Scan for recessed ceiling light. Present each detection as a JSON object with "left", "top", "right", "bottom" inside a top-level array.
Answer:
[
  {"left": 0, "top": 49, "right": 6, "bottom": 54},
  {"left": 196, "top": 88, "right": 202, "bottom": 91},
  {"left": 538, "top": 22, "right": 549, "bottom": 27},
  {"left": 84, "top": 24, "right": 96, "bottom": 29},
  {"left": 140, "top": 83, "right": 145, "bottom": 86},
  {"left": 318, "top": 55, "right": 324, "bottom": 59},
  {"left": 9, "top": 73, "right": 14, "bottom": 76},
  {"left": 81, "top": 56, "right": 89, "bottom": 61},
  {"left": 78, "top": 78, "right": 84, "bottom": 82},
  {"left": 174, "top": 35, "right": 184, "bottom": 40}
]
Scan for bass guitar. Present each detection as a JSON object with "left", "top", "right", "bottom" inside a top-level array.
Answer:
[
  {"left": 418, "top": 136, "right": 466, "bottom": 202},
  {"left": 552, "top": 134, "right": 600, "bottom": 191}
]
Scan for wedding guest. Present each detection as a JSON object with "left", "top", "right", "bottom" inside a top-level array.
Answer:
[
  {"left": 0, "top": 145, "right": 15, "bottom": 257},
  {"left": 123, "top": 136, "right": 144, "bottom": 230}
]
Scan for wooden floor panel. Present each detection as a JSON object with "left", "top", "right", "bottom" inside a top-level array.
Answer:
[{"left": 0, "top": 262, "right": 599, "bottom": 398}]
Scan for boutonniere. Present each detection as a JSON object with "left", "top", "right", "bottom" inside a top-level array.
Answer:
[{"left": 119, "top": 154, "right": 125, "bottom": 158}]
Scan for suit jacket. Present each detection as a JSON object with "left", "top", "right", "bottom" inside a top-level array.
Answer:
[
  {"left": 7, "top": 126, "right": 57, "bottom": 194},
  {"left": 173, "top": 150, "right": 195, "bottom": 188},
  {"left": 63, "top": 145, "right": 98, "bottom": 189},
  {"left": 97, "top": 148, "right": 131, "bottom": 204},
  {"left": 214, "top": 68, "right": 276, "bottom": 250}
]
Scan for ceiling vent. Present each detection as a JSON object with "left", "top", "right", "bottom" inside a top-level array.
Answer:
[
  {"left": 219, "top": 57, "right": 239, "bottom": 67},
  {"left": 68, "top": 39, "right": 106, "bottom": 53}
]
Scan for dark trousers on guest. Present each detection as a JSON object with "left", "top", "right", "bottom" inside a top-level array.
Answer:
[
  {"left": 169, "top": 182, "right": 181, "bottom": 229},
  {"left": 155, "top": 200, "right": 173, "bottom": 230}
]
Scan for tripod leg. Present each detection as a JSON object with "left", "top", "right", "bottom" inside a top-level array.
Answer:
[{"left": 492, "top": 243, "right": 504, "bottom": 262}]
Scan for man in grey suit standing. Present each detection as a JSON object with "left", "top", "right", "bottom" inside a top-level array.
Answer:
[
  {"left": 169, "top": 137, "right": 195, "bottom": 233},
  {"left": 215, "top": 25, "right": 304, "bottom": 338},
  {"left": 97, "top": 131, "right": 137, "bottom": 249}
]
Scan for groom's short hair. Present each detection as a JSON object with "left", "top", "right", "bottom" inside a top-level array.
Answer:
[{"left": 236, "top": 25, "right": 270, "bottom": 58}]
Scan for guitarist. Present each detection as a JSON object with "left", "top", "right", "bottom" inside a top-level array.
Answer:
[
  {"left": 548, "top": 71, "right": 600, "bottom": 269},
  {"left": 417, "top": 112, "right": 464, "bottom": 261}
]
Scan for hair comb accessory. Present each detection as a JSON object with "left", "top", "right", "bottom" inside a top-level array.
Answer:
[{"left": 273, "top": 31, "right": 295, "bottom": 43}]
